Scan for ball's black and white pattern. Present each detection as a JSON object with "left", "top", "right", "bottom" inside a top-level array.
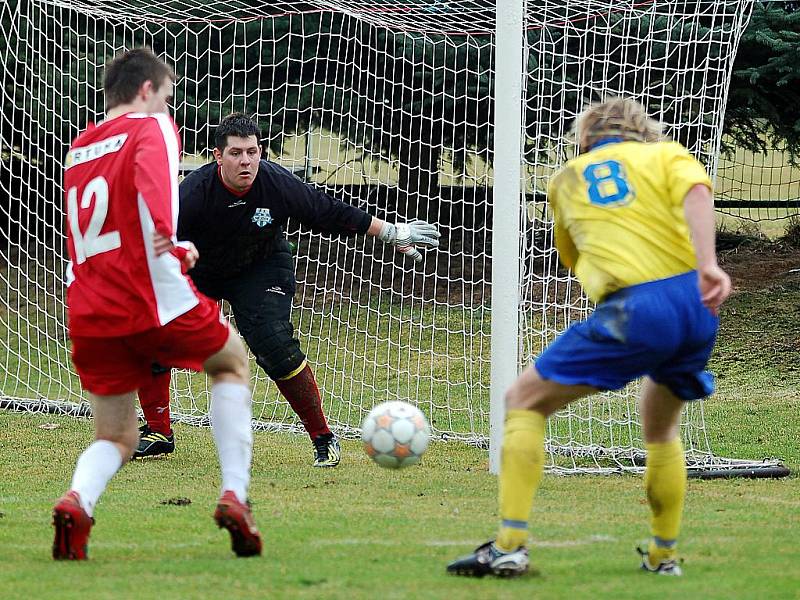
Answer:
[{"left": 361, "top": 401, "right": 431, "bottom": 468}]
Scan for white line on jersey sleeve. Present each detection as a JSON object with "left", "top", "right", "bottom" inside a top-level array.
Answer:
[
  {"left": 133, "top": 114, "right": 198, "bottom": 325},
  {"left": 138, "top": 193, "right": 199, "bottom": 325}
]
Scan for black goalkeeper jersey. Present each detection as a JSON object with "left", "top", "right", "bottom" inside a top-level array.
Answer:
[{"left": 177, "top": 160, "right": 372, "bottom": 282}]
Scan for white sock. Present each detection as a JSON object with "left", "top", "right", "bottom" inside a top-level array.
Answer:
[
  {"left": 69, "top": 439, "right": 123, "bottom": 517},
  {"left": 210, "top": 382, "right": 253, "bottom": 504}
]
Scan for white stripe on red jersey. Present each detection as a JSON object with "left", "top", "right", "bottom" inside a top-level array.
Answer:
[{"left": 65, "top": 112, "right": 200, "bottom": 337}]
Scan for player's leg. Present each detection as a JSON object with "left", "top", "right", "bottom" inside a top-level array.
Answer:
[
  {"left": 447, "top": 365, "right": 595, "bottom": 577},
  {"left": 72, "top": 391, "right": 140, "bottom": 498},
  {"left": 497, "top": 366, "right": 596, "bottom": 552},
  {"left": 274, "top": 357, "right": 339, "bottom": 468},
  {"left": 230, "top": 256, "right": 338, "bottom": 467},
  {"left": 202, "top": 325, "right": 262, "bottom": 557},
  {"left": 448, "top": 292, "right": 666, "bottom": 577},
  {"left": 636, "top": 272, "right": 718, "bottom": 575},
  {"left": 54, "top": 391, "right": 138, "bottom": 560},
  {"left": 57, "top": 334, "right": 147, "bottom": 560},
  {"left": 637, "top": 377, "right": 686, "bottom": 575},
  {"left": 150, "top": 296, "right": 261, "bottom": 557},
  {"left": 203, "top": 328, "right": 251, "bottom": 502},
  {"left": 133, "top": 363, "right": 174, "bottom": 459}
]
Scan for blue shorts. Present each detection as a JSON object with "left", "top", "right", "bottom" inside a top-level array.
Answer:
[{"left": 535, "top": 271, "right": 718, "bottom": 401}]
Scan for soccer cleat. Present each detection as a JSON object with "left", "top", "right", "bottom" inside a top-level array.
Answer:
[
  {"left": 52, "top": 491, "right": 94, "bottom": 560},
  {"left": 312, "top": 433, "right": 341, "bottom": 468},
  {"left": 132, "top": 425, "right": 175, "bottom": 460},
  {"left": 637, "top": 544, "right": 683, "bottom": 576},
  {"left": 213, "top": 490, "right": 263, "bottom": 557},
  {"left": 446, "top": 540, "right": 530, "bottom": 578}
]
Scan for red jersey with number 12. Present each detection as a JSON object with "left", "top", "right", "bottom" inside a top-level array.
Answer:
[{"left": 64, "top": 112, "right": 200, "bottom": 337}]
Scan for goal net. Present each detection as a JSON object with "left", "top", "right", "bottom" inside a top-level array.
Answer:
[
  {"left": 0, "top": 0, "right": 785, "bottom": 475},
  {"left": 716, "top": 141, "right": 800, "bottom": 223}
]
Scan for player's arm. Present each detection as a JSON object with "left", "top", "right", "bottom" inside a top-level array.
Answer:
[
  {"left": 176, "top": 171, "right": 203, "bottom": 243},
  {"left": 682, "top": 183, "right": 730, "bottom": 315},
  {"left": 553, "top": 221, "right": 578, "bottom": 270},
  {"left": 369, "top": 217, "right": 440, "bottom": 263},
  {"left": 547, "top": 179, "right": 578, "bottom": 269},
  {"left": 165, "top": 171, "right": 208, "bottom": 270},
  {"left": 272, "top": 163, "right": 440, "bottom": 263},
  {"left": 133, "top": 116, "right": 196, "bottom": 270},
  {"left": 665, "top": 143, "right": 731, "bottom": 314},
  {"left": 153, "top": 231, "right": 198, "bottom": 269}
]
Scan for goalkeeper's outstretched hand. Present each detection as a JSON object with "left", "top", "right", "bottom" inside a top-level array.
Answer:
[{"left": 378, "top": 219, "right": 441, "bottom": 263}]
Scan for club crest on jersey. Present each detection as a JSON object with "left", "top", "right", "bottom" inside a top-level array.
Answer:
[{"left": 252, "top": 208, "right": 273, "bottom": 227}]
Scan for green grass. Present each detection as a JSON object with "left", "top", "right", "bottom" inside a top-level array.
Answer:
[
  {"left": 0, "top": 413, "right": 798, "bottom": 600},
  {"left": 705, "top": 279, "right": 800, "bottom": 468},
  {"left": 3, "top": 241, "right": 800, "bottom": 597},
  {"left": 1, "top": 271, "right": 799, "bottom": 598}
]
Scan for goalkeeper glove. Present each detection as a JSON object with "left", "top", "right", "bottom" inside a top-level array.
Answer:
[{"left": 378, "top": 219, "right": 441, "bottom": 263}]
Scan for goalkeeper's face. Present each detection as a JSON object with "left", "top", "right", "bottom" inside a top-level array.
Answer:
[{"left": 214, "top": 135, "right": 261, "bottom": 192}]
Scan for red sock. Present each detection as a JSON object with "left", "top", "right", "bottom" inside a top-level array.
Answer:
[
  {"left": 138, "top": 369, "right": 172, "bottom": 435},
  {"left": 275, "top": 363, "right": 331, "bottom": 439}
]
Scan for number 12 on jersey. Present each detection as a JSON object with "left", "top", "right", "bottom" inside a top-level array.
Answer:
[
  {"left": 582, "top": 160, "right": 634, "bottom": 207},
  {"left": 67, "top": 175, "right": 121, "bottom": 264}
]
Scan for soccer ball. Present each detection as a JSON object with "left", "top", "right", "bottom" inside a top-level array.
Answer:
[{"left": 361, "top": 401, "right": 431, "bottom": 469}]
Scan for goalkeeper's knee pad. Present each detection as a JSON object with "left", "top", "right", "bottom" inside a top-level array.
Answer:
[{"left": 249, "top": 321, "right": 306, "bottom": 380}]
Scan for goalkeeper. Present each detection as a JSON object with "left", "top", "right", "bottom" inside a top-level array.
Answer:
[
  {"left": 447, "top": 97, "right": 731, "bottom": 578},
  {"left": 135, "top": 113, "right": 440, "bottom": 467}
]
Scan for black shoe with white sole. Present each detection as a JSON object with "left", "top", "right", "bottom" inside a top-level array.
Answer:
[{"left": 446, "top": 540, "right": 530, "bottom": 578}]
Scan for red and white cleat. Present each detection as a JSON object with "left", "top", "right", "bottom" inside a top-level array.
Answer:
[
  {"left": 213, "top": 490, "right": 262, "bottom": 557},
  {"left": 52, "top": 491, "right": 94, "bottom": 560}
]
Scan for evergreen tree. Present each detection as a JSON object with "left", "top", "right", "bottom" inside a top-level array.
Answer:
[{"left": 724, "top": 2, "right": 800, "bottom": 162}]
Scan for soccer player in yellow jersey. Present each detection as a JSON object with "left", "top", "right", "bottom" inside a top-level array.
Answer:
[{"left": 447, "top": 97, "right": 731, "bottom": 578}]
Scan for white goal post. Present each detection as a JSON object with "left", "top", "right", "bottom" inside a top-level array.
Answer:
[{"left": 0, "top": 0, "right": 787, "bottom": 477}]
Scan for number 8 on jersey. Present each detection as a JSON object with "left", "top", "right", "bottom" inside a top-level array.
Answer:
[{"left": 583, "top": 160, "right": 635, "bottom": 207}]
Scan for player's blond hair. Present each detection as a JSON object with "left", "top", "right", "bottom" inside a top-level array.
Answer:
[{"left": 571, "top": 97, "right": 663, "bottom": 153}]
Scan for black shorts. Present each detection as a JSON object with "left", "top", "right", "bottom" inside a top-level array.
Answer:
[{"left": 193, "top": 247, "right": 296, "bottom": 324}]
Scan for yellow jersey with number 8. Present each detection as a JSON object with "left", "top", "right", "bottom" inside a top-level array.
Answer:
[{"left": 546, "top": 140, "right": 712, "bottom": 303}]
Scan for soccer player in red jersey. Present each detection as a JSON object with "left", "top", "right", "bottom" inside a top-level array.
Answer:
[{"left": 53, "top": 48, "right": 261, "bottom": 560}]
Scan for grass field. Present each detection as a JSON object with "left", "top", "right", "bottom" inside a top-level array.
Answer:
[
  {"left": 0, "top": 416, "right": 798, "bottom": 600},
  {"left": 1, "top": 243, "right": 799, "bottom": 599}
]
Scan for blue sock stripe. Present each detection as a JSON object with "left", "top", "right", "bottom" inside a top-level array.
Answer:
[
  {"left": 501, "top": 519, "right": 528, "bottom": 530},
  {"left": 653, "top": 536, "right": 677, "bottom": 548}
]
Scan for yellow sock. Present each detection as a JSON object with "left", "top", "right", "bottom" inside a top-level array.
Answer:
[
  {"left": 495, "top": 409, "right": 546, "bottom": 552},
  {"left": 644, "top": 438, "right": 686, "bottom": 563}
]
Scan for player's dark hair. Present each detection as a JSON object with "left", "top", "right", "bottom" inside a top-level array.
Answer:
[
  {"left": 215, "top": 114, "right": 262, "bottom": 150},
  {"left": 103, "top": 48, "right": 176, "bottom": 111}
]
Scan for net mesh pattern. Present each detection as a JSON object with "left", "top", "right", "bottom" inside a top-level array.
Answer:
[{"left": 0, "top": 0, "right": 782, "bottom": 473}]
